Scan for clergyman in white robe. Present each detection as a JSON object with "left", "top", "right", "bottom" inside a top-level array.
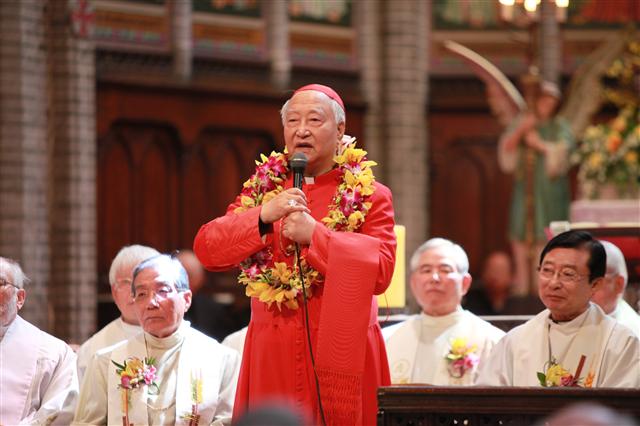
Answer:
[
  {"left": 384, "top": 308, "right": 505, "bottom": 385},
  {"left": 611, "top": 299, "right": 640, "bottom": 338},
  {"left": 72, "top": 321, "right": 240, "bottom": 426},
  {"left": 76, "top": 316, "right": 142, "bottom": 383},
  {"left": 0, "top": 315, "right": 79, "bottom": 425},
  {"left": 476, "top": 303, "right": 640, "bottom": 387}
]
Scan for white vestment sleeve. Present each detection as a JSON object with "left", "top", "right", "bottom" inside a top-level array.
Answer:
[
  {"left": 474, "top": 336, "right": 513, "bottom": 386},
  {"left": 71, "top": 352, "right": 110, "bottom": 425},
  {"left": 211, "top": 350, "right": 241, "bottom": 426},
  {"left": 598, "top": 326, "right": 640, "bottom": 388},
  {"left": 19, "top": 345, "right": 79, "bottom": 426}
]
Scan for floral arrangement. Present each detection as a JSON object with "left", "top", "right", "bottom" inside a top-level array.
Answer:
[
  {"left": 537, "top": 355, "right": 586, "bottom": 387},
  {"left": 445, "top": 337, "right": 480, "bottom": 379},
  {"left": 234, "top": 137, "right": 376, "bottom": 310},
  {"left": 572, "top": 39, "right": 640, "bottom": 199},
  {"left": 573, "top": 105, "right": 640, "bottom": 198},
  {"left": 112, "top": 356, "right": 159, "bottom": 392}
]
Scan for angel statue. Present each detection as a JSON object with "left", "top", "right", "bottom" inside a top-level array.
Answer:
[{"left": 444, "top": 33, "right": 632, "bottom": 295}]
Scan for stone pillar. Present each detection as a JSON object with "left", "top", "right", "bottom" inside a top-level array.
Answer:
[
  {"left": 357, "top": 0, "right": 384, "bottom": 179},
  {"left": 170, "top": 0, "right": 192, "bottom": 81},
  {"left": 0, "top": 0, "right": 50, "bottom": 329},
  {"left": 264, "top": 0, "right": 290, "bottom": 90},
  {"left": 539, "top": 0, "right": 561, "bottom": 85},
  {"left": 382, "top": 0, "right": 429, "bottom": 262},
  {"left": 46, "top": 0, "right": 97, "bottom": 342}
]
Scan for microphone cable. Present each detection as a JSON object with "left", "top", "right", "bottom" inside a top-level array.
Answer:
[{"left": 295, "top": 242, "right": 327, "bottom": 426}]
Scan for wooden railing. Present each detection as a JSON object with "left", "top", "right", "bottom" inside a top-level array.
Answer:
[{"left": 378, "top": 386, "right": 640, "bottom": 426}]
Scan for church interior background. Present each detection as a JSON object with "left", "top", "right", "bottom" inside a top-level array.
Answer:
[{"left": 0, "top": 0, "right": 638, "bottom": 344}]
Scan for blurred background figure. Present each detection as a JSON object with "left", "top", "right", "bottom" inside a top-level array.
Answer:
[
  {"left": 178, "top": 249, "right": 235, "bottom": 341},
  {"left": 541, "top": 402, "right": 637, "bottom": 426},
  {"left": 463, "top": 251, "right": 544, "bottom": 315},
  {"left": 592, "top": 240, "right": 640, "bottom": 337},
  {"left": 76, "top": 245, "right": 159, "bottom": 382}
]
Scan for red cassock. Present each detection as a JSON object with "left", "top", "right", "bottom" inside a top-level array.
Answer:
[{"left": 194, "top": 168, "right": 396, "bottom": 425}]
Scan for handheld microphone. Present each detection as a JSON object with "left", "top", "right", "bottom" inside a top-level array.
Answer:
[{"left": 290, "top": 153, "right": 308, "bottom": 189}]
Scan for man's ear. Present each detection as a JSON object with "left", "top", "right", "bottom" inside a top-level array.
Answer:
[
  {"left": 16, "top": 288, "right": 26, "bottom": 311},
  {"left": 337, "top": 121, "right": 345, "bottom": 140},
  {"left": 461, "top": 273, "right": 472, "bottom": 296},
  {"left": 589, "top": 277, "right": 603, "bottom": 294},
  {"left": 182, "top": 290, "right": 193, "bottom": 311},
  {"left": 613, "top": 275, "right": 625, "bottom": 296}
]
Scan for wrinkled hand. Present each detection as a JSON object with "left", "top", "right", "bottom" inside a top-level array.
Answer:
[
  {"left": 259, "top": 188, "right": 309, "bottom": 224},
  {"left": 282, "top": 211, "right": 316, "bottom": 245}
]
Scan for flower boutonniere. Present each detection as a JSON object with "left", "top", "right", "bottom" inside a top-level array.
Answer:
[
  {"left": 181, "top": 370, "right": 203, "bottom": 426},
  {"left": 445, "top": 337, "right": 479, "bottom": 379},
  {"left": 112, "top": 357, "right": 159, "bottom": 426},
  {"left": 537, "top": 355, "right": 586, "bottom": 387},
  {"left": 112, "top": 356, "right": 159, "bottom": 392}
]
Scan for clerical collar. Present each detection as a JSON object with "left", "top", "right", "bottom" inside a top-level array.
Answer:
[
  {"left": 144, "top": 320, "right": 190, "bottom": 350},
  {"left": 420, "top": 306, "right": 464, "bottom": 327},
  {"left": 547, "top": 305, "right": 591, "bottom": 330},
  {"left": 119, "top": 317, "right": 142, "bottom": 333},
  {"left": 304, "top": 176, "right": 315, "bottom": 184}
]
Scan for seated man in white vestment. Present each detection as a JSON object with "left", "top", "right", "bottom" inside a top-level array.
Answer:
[
  {"left": 591, "top": 240, "right": 640, "bottom": 337},
  {"left": 477, "top": 230, "right": 640, "bottom": 387},
  {"left": 76, "top": 245, "right": 160, "bottom": 382},
  {"left": 383, "top": 238, "right": 505, "bottom": 385},
  {"left": 0, "top": 256, "right": 79, "bottom": 425},
  {"left": 73, "top": 254, "right": 241, "bottom": 425}
]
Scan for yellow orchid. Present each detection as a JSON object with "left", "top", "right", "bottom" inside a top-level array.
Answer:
[
  {"left": 545, "top": 364, "right": 571, "bottom": 386},
  {"left": 347, "top": 211, "right": 364, "bottom": 229}
]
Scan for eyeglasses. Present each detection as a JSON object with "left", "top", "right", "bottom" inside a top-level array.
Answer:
[
  {"left": 133, "top": 285, "right": 177, "bottom": 304},
  {"left": 0, "top": 278, "right": 18, "bottom": 289},
  {"left": 537, "top": 266, "right": 586, "bottom": 284}
]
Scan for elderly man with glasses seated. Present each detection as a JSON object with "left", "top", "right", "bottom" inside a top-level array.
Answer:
[
  {"left": 0, "top": 256, "right": 78, "bottom": 425},
  {"left": 73, "top": 254, "right": 240, "bottom": 425},
  {"left": 477, "top": 230, "right": 640, "bottom": 388}
]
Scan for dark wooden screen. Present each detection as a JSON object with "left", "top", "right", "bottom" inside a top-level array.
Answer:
[
  {"left": 378, "top": 386, "right": 640, "bottom": 426},
  {"left": 429, "top": 111, "right": 512, "bottom": 275}
]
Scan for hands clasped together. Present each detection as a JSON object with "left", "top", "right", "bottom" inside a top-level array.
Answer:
[{"left": 259, "top": 188, "right": 316, "bottom": 245}]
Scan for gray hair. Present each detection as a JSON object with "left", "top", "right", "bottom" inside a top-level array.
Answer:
[
  {"left": 601, "top": 240, "right": 628, "bottom": 286},
  {"left": 280, "top": 92, "right": 346, "bottom": 126},
  {"left": 0, "top": 256, "right": 30, "bottom": 289},
  {"left": 132, "top": 253, "right": 189, "bottom": 295},
  {"left": 108, "top": 245, "right": 160, "bottom": 286},
  {"left": 409, "top": 238, "right": 469, "bottom": 274}
]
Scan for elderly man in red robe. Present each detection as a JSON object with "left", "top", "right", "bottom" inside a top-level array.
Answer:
[{"left": 194, "top": 84, "right": 396, "bottom": 425}]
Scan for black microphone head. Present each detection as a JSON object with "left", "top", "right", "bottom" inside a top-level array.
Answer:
[{"left": 289, "top": 153, "right": 308, "bottom": 173}]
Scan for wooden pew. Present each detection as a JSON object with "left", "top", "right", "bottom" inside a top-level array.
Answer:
[{"left": 378, "top": 386, "right": 640, "bottom": 426}]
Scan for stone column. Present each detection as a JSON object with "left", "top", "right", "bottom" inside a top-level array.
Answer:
[
  {"left": 382, "top": 0, "right": 429, "bottom": 262},
  {"left": 46, "top": 0, "right": 97, "bottom": 342},
  {"left": 539, "top": 0, "right": 561, "bottom": 85},
  {"left": 170, "top": 0, "right": 192, "bottom": 81},
  {"left": 264, "top": 0, "right": 290, "bottom": 90},
  {"left": 357, "top": 0, "right": 384, "bottom": 179},
  {"left": 0, "top": 0, "right": 50, "bottom": 329}
]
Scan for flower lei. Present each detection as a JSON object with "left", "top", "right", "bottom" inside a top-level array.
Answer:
[
  {"left": 537, "top": 355, "right": 587, "bottom": 387},
  {"left": 445, "top": 337, "right": 480, "bottom": 379},
  {"left": 112, "top": 357, "right": 159, "bottom": 426},
  {"left": 234, "top": 138, "right": 377, "bottom": 310}
]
